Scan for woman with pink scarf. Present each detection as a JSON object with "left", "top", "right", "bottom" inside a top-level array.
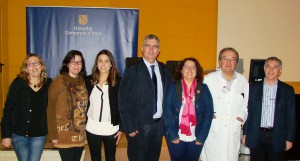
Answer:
[{"left": 164, "top": 57, "right": 214, "bottom": 161}]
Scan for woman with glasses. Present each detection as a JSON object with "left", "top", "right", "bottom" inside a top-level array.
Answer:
[
  {"left": 1, "top": 53, "right": 52, "bottom": 161},
  {"left": 164, "top": 57, "right": 213, "bottom": 161},
  {"left": 84, "top": 49, "right": 122, "bottom": 161},
  {"left": 47, "top": 50, "right": 88, "bottom": 161}
]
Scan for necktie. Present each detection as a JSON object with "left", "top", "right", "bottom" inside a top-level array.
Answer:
[{"left": 151, "top": 65, "right": 157, "bottom": 115}]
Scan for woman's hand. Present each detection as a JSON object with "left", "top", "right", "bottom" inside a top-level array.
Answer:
[
  {"left": 2, "top": 138, "right": 12, "bottom": 148},
  {"left": 195, "top": 141, "right": 202, "bottom": 145},
  {"left": 114, "top": 131, "right": 123, "bottom": 145}
]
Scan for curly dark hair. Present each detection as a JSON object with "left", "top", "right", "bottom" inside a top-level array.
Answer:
[
  {"left": 91, "top": 49, "right": 119, "bottom": 87},
  {"left": 173, "top": 57, "right": 204, "bottom": 83},
  {"left": 59, "top": 50, "right": 87, "bottom": 76}
]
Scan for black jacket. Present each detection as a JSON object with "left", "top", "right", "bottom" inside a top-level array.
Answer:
[
  {"left": 118, "top": 59, "right": 173, "bottom": 135},
  {"left": 244, "top": 80, "right": 296, "bottom": 152},
  {"left": 1, "top": 77, "right": 52, "bottom": 138},
  {"left": 85, "top": 75, "right": 122, "bottom": 130}
]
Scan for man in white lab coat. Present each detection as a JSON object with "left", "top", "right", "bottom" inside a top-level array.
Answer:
[{"left": 201, "top": 47, "right": 249, "bottom": 161}]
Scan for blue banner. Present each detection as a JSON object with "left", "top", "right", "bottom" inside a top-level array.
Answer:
[{"left": 26, "top": 7, "right": 139, "bottom": 77}]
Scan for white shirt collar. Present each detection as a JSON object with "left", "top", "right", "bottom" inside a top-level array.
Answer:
[{"left": 143, "top": 58, "right": 158, "bottom": 67}]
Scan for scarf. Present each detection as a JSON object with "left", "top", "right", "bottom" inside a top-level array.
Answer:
[{"left": 179, "top": 79, "right": 197, "bottom": 136}]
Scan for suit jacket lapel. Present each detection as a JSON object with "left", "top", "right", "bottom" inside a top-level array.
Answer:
[
  {"left": 158, "top": 62, "right": 166, "bottom": 89},
  {"left": 175, "top": 80, "right": 182, "bottom": 101},
  {"left": 139, "top": 59, "right": 152, "bottom": 80},
  {"left": 275, "top": 80, "right": 283, "bottom": 105},
  {"left": 257, "top": 82, "right": 264, "bottom": 118}
]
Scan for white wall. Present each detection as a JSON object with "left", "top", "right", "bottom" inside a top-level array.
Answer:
[{"left": 217, "top": 0, "right": 300, "bottom": 81}]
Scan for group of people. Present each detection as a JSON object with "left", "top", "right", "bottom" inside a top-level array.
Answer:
[
  {"left": 0, "top": 34, "right": 296, "bottom": 161},
  {"left": 1, "top": 49, "right": 121, "bottom": 161}
]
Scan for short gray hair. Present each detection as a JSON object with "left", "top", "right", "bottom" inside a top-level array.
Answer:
[
  {"left": 264, "top": 57, "right": 282, "bottom": 69},
  {"left": 142, "top": 34, "right": 160, "bottom": 48}
]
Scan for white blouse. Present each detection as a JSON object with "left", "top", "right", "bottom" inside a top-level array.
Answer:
[{"left": 86, "top": 84, "right": 119, "bottom": 135}]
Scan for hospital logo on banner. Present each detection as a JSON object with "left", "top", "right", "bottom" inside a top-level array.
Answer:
[
  {"left": 63, "top": 14, "right": 102, "bottom": 36},
  {"left": 26, "top": 7, "right": 139, "bottom": 77},
  {"left": 79, "top": 15, "right": 88, "bottom": 25}
]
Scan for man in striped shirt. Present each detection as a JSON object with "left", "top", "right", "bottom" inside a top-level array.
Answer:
[{"left": 242, "top": 57, "right": 296, "bottom": 161}]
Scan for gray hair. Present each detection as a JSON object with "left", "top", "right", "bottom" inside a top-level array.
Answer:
[
  {"left": 142, "top": 34, "right": 160, "bottom": 48},
  {"left": 264, "top": 57, "right": 282, "bottom": 69}
]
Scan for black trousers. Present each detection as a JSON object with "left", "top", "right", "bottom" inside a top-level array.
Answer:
[
  {"left": 86, "top": 130, "right": 117, "bottom": 161},
  {"left": 166, "top": 136, "right": 203, "bottom": 161},
  {"left": 126, "top": 120, "right": 163, "bottom": 161},
  {"left": 58, "top": 146, "right": 84, "bottom": 161},
  {"left": 250, "top": 130, "right": 284, "bottom": 161}
]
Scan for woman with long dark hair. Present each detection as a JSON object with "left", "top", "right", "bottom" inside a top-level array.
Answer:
[{"left": 85, "top": 49, "right": 122, "bottom": 161}]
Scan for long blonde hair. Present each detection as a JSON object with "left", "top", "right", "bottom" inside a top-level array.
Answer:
[{"left": 18, "top": 53, "right": 48, "bottom": 87}]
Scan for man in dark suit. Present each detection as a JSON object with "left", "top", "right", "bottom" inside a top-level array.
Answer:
[
  {"left": 119, "top": 34, "right": 172, "bottom": 161},
  {"left": 242, "top": 57, "right": 296, "bottom": 161}
]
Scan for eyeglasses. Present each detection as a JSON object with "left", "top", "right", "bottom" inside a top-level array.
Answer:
[
  {"left": 144, "top": 44, "right": 159, "bottom": 49},
  {"left": 221, "top": 56, "right": 237, "bottom": 62},
  {"left": 183, "top": 65, "right": 197, "bottom": 71},
  {"left": 27, "top": 62, "right": 41, "bottom": 67},
  {"left": 70, "top": 61, "right": 82, "bottom": 66}
]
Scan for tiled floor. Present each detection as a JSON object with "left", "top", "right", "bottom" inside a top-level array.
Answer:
[{"left": 239, "top": 155, "right": 251, "bottom": 161}]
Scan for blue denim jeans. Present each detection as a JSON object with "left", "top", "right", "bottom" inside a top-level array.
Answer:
[{"left": 12, "top": 133, "right": 46, "bottom": 161}]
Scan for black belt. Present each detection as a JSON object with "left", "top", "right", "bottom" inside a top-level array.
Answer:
[
  {"left": 153, "top": 118, "right": 161, "bottom": 122},
  {"left": 260, "top": 127, "right": 273, "bottom": 131}
]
